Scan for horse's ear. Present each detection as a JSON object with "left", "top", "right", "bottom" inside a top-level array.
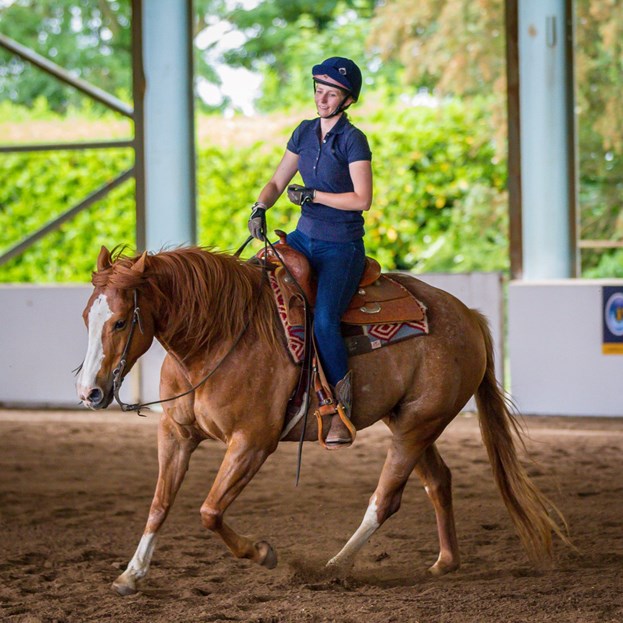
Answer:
[
  {"left": 132, "top": 251, "right": 148, "bottom": 274},
  {"left": 97, "top": 246, "right": 112, "bottom": 271}
]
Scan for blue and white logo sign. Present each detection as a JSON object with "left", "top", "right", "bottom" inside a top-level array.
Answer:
[
  {"left": 605, "top": 292, "right": 623, "bottom": 336},
  {"left": 602, "top": 286, "right": 623, "bottom": 354}
]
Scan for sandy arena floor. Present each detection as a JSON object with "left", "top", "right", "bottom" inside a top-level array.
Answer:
[{"left": 0, "top": 409, "right": 621, "bottom": 623}]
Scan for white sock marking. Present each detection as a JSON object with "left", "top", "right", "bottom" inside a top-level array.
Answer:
[
  {"left": 328, "top": 495, "right": 380, "bottom": 566},
  {"left": 126, "top": 533, "right": 157, "bottom": 578}
]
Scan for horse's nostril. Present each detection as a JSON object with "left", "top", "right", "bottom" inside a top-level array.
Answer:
[{"left": 88, "top": 388, "right": 104, "bottom": 405}]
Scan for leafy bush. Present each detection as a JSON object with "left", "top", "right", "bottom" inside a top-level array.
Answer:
[
  {"left": 583, "top": 249, "right": 623, "bottom": 278},
  {"left": 1, "top": 99, "right": 509, "bottom": 282},
  {"left": 0, "top": 149, "right": 135, "bottom": 282},
  {"left": 362, "top": 99, "right": 507, "bottom": 271}
]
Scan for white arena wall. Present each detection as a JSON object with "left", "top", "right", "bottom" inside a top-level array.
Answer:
[
  {"left": 0, "top": 274, "right": 505, "bottom": 410},
  {"left": 508, "top": 279, "right": 623, "bottom": 417}
]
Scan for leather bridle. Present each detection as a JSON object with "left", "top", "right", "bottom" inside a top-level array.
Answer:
[
  {"left": 111, "top": 242, "right": 267, "bottom": 416},
  {"left": 112, "top": 289, "right": 144, "bottom": 411},
  {"left": 110, "top": 234, "right": 313, "bottom": 484},
  {"left": 112, "top": 290, "right": 260, "bottom": 416}
]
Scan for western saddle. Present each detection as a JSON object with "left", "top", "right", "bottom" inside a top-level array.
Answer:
[{"left": 257, "top": 230, "right": 425, "bottom": 327}]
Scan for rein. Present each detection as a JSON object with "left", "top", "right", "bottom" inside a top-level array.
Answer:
[
  {"left": 239, "top": 233, "right": 315, "bottom": 485},
  {"left": 112, "top": 232, "right": 313, "bottom": 484},
  {"left": 112, "top": 289, "right": 144, "bottom": 412}
]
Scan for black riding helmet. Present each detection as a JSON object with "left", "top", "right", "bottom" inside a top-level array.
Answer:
[{"left": 312, "top": 57, "right": 363, "bottom": 117}]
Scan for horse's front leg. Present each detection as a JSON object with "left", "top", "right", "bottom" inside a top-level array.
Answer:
[
  {"left": 113, "top": 416, "right": 199, "bottom": 595},
  {"left": 199, "top": 434, "right": 277, "bottom": 568}
]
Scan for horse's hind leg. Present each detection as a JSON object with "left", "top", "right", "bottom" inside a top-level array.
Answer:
[
  {"left": 113, "top": 417, "right": 199, "bottom": 596},
  {"left": 327, "top": 418, "right": 461, "bottom": 574},
  {"left": 413, "top": 444, "right": 460, "bottom": 576},
  {"left": 327, "top": 429, "right": 428, "bottom": 570},
  {"left": 199, "top": 435, "right": 277, "bottom": 569}
]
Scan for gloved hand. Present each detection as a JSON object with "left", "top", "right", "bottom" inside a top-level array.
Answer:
[
  {"left": 287, "top": 184, "right": 316, "bottom": 206},
  {"left": 248, "top": 202, "right": 267, "bottom": 240}
]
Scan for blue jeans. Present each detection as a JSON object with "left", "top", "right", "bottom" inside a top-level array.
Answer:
[{"left": 286, "top": 229, "right": 366, "bottom": 386}]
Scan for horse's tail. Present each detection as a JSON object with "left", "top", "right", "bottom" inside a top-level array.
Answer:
[{"left": 471, "top": 310, "right": 570, "bottom": 565}]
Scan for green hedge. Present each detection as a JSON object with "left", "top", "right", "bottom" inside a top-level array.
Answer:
[
  {"left": 1, "top": 100, "right": 510, "bottom": 283},
  {"left": 0, "top": 149, "right": 135, "bottom": 282}
]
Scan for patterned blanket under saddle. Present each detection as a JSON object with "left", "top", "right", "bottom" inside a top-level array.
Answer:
[{"left": 269, "top": 270, "right": 429, "bottom": 364}]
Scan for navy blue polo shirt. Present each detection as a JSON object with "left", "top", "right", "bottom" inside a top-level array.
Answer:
[{"left": 286, "top": 115, "right": 372, "bottom": 242}]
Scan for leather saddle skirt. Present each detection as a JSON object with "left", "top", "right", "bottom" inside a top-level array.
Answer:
[{"left": 257, "top": 231, "right": 426, "bottom": 327}]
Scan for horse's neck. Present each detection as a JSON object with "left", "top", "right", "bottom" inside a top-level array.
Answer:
[
  {"left": 152, "top": 301, "right": 205, "bottom": 367},
  {"left": 147, "top": 252, "right": 261, "bottom": 362},
  {"left": 147, "top": 261, "right": 194, "bottom": 352}
]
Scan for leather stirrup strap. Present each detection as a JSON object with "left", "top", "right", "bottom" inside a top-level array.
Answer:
[
  {"left": 312, "top": 341, "right": 336, "bottom": 449},
  {"left": 311, "top": 336, "right": 357, "bottom": 448}
]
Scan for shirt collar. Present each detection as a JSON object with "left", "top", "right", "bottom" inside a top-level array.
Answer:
[{"left": 315, "top": 114, "right": 350, "bottom": 137}]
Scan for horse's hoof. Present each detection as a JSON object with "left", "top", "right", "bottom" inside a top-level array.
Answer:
[
  {"left": 325, "top": 440, "right": 353, "bottom": 451},
  {"left": 326, "top": 555, "right": 353, "bottom": 571},
  {"left": 428, "top": 559, "right": 459, "bottom": 577},
  {"left": 256, "top": 540, "right": 278, "bottom": 569},
  {"left": 112, "top": 577, "right": 138, "bottom": 596}
]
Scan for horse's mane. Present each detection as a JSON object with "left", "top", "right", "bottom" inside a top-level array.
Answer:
[{"left": 92, "top": 246, "right": 281, "bottom": 359}]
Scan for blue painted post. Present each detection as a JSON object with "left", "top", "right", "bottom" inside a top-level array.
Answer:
[
  {"left": 518, "top": 0, "right": 575, "bottom": 279},
  {"left": 142, "top": 0, "right": 196, "bottom": 251}
]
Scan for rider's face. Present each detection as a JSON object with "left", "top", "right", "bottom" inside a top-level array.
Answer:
[{"left": 314, "top": 82, "right": 352, "bottom": 117}]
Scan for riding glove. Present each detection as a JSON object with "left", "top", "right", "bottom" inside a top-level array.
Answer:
[
  {"left": 248, "top": 202, "right": 267, "bottom": 240},
  {"left": 287, "top": 184, "right": 316, "bottom": 206}
]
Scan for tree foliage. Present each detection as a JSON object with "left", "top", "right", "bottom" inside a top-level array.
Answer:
[
  {"left": 212, "top": 0, "right": 379, "bottom": 110},
  {"left": 0, "top": 99, "right": 510, "bottom": 282},
  {"left": 0, "top": 0, "right": 132, "bottom": 110},
  {"left": 574, "top": 1, "right": 623, "bottom": 271},
  {"left": 369, "top": 0, "right": 505, "bottom": 97},
  {"left": 368, "top": 0, "right": 623, "bottom": 272},
  {"left": 1, "top": 0, "right": 622, "bottom": 277},
  {"left": 0, "top": 0, "right": 231, "bottom": 111}
]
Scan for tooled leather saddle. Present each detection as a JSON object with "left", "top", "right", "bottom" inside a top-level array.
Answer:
[
  {"left": 257, "top": 230, "right": 426, "bottom": 329},
  {"left": 256, "top": 231, "right": 429, "bottom": 447}
]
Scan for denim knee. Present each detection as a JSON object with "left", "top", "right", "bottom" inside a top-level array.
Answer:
[{"left": 314, "top": 306, "right": 341, "bottom": 341}]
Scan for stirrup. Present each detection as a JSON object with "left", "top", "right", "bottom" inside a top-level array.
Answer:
[{"left": 317, "top": 403, "right": 357, "bottom": 450}]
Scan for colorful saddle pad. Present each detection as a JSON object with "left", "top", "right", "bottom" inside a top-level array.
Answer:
[{"left": 268, "top": 270, "right": 429, "bottom": 364}]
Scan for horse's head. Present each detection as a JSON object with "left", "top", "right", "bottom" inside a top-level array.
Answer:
[{"left": 77, "top": 246, "right": 156, "bottom": 409}]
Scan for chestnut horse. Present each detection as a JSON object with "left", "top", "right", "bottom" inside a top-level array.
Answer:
[{"left": 77, "top": 245, "right": 566, "bottom": 595}]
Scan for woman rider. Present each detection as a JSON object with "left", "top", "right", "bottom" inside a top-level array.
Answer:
[{"left": 248, "top": 57, "right": 372, "bottom": 449}]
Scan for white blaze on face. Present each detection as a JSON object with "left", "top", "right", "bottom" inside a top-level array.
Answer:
[{"left": 77, "top": 294, "right": 113, "bottom": 392}]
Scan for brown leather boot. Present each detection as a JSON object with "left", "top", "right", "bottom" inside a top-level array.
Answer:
[{"left": 325, "top": 371, "right": 356, "bottom": 449}]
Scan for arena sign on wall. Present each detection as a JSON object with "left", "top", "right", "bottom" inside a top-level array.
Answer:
[
  {"left": 509, "top": 279, "right": 623, "bottom": 417},
  {"left": 602, "top": 286, "right": 623, "bottom": 354}
]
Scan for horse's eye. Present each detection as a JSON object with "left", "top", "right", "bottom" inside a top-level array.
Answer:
[{"left": 114, "top": 319, "right": 127, "bottom": 331}]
